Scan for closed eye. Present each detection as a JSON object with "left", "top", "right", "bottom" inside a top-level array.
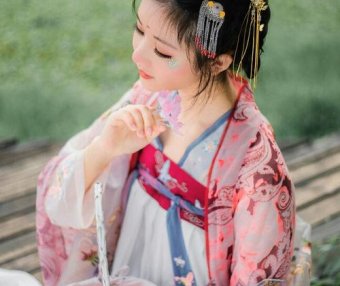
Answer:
[
  {"left": 134, "top": 23, "right": 173, "bottom": 60},
  {"left": 134, "top": 23, "right": 144, "bottom": 36},
  {"left": 153, "top": 48, "right": 172, "bottom": 59}
]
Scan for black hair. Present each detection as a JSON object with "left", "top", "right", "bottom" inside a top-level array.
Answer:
[{"left": 132, "top": 0, "right": 271, "bottom": 103}]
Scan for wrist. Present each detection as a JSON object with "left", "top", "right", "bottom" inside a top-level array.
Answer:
[{"left": 85, "top": 137, "right": 119, "bottom": 169}]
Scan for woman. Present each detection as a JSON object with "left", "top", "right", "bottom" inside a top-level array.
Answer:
[{"left": 36, "top": 0, "right": 303, "bottom": 285}]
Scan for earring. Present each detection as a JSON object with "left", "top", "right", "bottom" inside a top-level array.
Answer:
[{"left": 168, "top": 58, "right": 179, "bottom": 69}]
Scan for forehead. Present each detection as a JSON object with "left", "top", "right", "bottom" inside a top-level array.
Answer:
[{"left": 137, "top": 0, "right": 179, "bottom": 46}]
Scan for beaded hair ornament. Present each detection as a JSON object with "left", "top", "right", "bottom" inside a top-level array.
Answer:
[
  {"left": 195, "top": 0, "right": 268, "bottom": 88},
  {"left": 195, "top": 0, "right": 225, "bottom": 59}
]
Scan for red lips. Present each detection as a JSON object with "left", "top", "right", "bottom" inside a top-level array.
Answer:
[{"left": 139, "top": 69, "right": 154, "bottom": 80}]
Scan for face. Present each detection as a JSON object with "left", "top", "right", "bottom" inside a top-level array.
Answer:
[{"left": 132, "top": 0, "right": 200, "bottom": 93}]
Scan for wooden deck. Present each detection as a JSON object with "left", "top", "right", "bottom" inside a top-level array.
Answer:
[
  {"left": 0, "top": 132, "right": 340, "bottom": 283},
  {"left": 0, "top": 140, "right": 61, "bottom": 282}
]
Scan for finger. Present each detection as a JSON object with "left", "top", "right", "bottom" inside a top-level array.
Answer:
[
  {"left": 138, "top": 105, "right": 156, "bottom": 138},
  {"left": 127, "top": 107, "right": 145, "bottom": 138},
  {"left": 146, "top": 95, "right": 159, "bottom": 109},
  {"left": 149, "top": 98, "right": 159, "bottom": 109},
  {"left": 119, "top": 109, "right": 138, "bottom": 131}
]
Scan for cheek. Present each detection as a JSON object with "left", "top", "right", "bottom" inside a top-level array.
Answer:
[
  {"left": 159, "top": 62, "right": 198, "bottom": 89},
  {"left": 169, "top": 61, "right": 197, "bottom": 81},
  {"left": 165, "top": 56, "right": 189, "bottom": 74}
]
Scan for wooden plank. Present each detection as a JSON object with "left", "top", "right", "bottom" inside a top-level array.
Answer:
[
  {"left": 0, "top": 162, "right": 50, "bottom": 204},
  {"left": 0, "top": 138, "right": 18, "bottom": 150},
  {"left": 298, "top": 192, "right": 340, "bottom": 226},
  {"left": 0, "top": 151, "right": 58, "bottom": 203},
  {"left": 290, "top": 150, "right": 340, "bottom": 187},
  {"left": 0, "top": 212, "right": 36, "bottom": 242},
  {"left": 278, "top": 137, "right": 309, "bottom": 152},
  {"left": 0, "top": 193, "right": 36, "bottom": 221},
  {"left": 284, "top": 132, "right": 340, "bottom": 169},
  {"left": 312, "top": 216, "right": 340, "bottom": 242},
  {"left": 1, "top": 252, "right": 40, "bottom": 274},
  {"left": 0, "top": 184, "right": 36, "bottom": 206},
  {"left": 0, "top": 152, "right": 52, "bottom": 179},
  {"left": 0, "top": 141, "right": 59, "bottom": 166},
  {"left": 295, "top": 171, "right": 340, "bottom": 210},
  {"left": 0, "top": 232, "right": 36, "bottom": 265}
]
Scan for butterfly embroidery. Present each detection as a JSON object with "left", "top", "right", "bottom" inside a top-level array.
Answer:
[
  {"left": 174, "top": 272, "right": 194, "bottom": 286},
  {"left": 158, "top": 160, "right": 173, "bottom": 184}
]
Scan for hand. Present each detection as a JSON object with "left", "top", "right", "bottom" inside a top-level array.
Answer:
[{"left": 96, "top": 102, "right": 167, "bottom": 159}]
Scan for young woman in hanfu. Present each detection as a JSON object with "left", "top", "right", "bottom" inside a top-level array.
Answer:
[{"left": 36, "top": 0, "right": 311, "bottom": 285}]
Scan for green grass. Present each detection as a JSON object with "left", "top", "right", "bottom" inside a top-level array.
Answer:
[
  {"left": 0, "top": 0, "right": 137, "bottom": 141},
  {"left": 0, "top": 0, "right": 339, "bottom": 142},
  {"left": 257, "top": 0, "right": 340, "bottom": 139}
]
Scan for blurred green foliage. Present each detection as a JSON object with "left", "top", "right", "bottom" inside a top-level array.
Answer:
[
  {"left": 311, "top": 236, "right": 340, "bottom": 285},
  {"left": 0, "top": 0, "right": 339, "bottom": 141}
]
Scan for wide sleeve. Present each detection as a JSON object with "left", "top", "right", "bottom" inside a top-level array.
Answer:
[
  {"left": 40, "top": 81, "right": 142, "bottom": 229},
  {"left": 230, "top": 124, "right": 295, "bottom": 285}
]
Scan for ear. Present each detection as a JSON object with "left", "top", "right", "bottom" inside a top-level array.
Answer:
[{"left": 211, "top": 53, "right": 233, "bottom": 76}]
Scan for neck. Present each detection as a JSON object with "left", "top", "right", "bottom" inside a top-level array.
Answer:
[{"left": 177, "top": 79, "right": 236, "bottom": 129}]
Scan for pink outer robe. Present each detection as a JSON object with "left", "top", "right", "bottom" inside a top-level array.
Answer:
[{"left": 36, "top": 76, "right": 295, "bottom": 286}]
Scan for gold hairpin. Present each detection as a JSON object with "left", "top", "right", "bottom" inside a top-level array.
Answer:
[
  {"left": 233, "top": 0, "right": 268, "bottom": 89},
  {"left": 250, "top": 0, "right": 268, "bottom": 88}
]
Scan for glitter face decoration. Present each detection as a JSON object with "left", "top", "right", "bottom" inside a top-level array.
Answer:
[{"left": 168, "top": 58, "right": 179, "bottom": 69}]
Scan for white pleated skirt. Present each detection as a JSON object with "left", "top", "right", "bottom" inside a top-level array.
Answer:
[{"left": 112, "top": 178, "right": 209, "bottom": 286}]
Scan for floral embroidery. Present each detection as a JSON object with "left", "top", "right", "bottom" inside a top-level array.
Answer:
[
  {"left": 81, "top": 248, "right": 99, "bottom": 267},
  {"left": 47, "top": 155, "right": 75, "bottom": 200},
  {"left": 174, "top": 272, "right": 194, "bottom": 286},
  {"left": 174, "top": 256, "right": 186, "bottom": 268},
  {"left": 156, "top": 90, "right": 184, "bottom": 135},
  {"left": 157, "top": 159, "right": 188, "bottom": 193},
  {"left": 203, "top": 139, "right": 218, "bottom": 153}
]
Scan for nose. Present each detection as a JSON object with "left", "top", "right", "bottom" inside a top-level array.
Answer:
[{"left": 132, "top": 37, "right": 151, "bottom": 69}]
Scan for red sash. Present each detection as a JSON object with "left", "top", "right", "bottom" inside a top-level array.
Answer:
[{"left": 137, "top": 143, "right": 205, "bottom": 229}]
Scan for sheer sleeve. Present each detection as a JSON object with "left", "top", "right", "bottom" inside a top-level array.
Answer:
[
  {"left": 230, "top": 124, "right": 295, "bottom": 285},
  {"left": 39, "top": 82, "right": 140, "bottom": 229}
]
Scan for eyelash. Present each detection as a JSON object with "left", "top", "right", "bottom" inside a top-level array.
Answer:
[{"left": 134, "top": 24, "right": 173, "bottom": 60}]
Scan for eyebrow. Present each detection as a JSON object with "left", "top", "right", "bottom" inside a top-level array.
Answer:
[{"left": 136, "top": 15, "right": 178, "bottom": 50}]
